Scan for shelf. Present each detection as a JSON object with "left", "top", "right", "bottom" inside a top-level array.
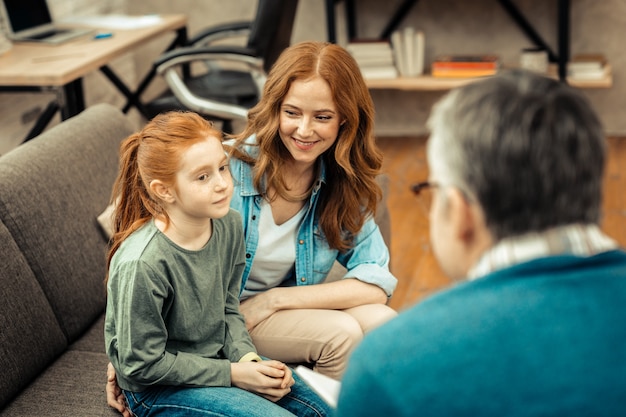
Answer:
[
  {"left": 365, "top": 75, "right": 486, "bottom": 91},
  {"left": 364, "top": 64, "right": 613, "bottom": 91}
]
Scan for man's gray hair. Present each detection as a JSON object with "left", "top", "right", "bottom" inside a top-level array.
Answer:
[{"left": 427, "top": 69, "right": 606, "bottom": 241}]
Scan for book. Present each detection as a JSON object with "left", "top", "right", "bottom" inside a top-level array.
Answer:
[
  {"left": 346, "top": 40, "right": 394, "bottom": 57},
  {"left": 390, "top": 27, "right": 425, "bottom": 77},
  {"left": 568, "top": 53, "right": 607, "bottom": 71},
  {"left": 431, "top": 55, "right": 500, "bottom": 77},
  {"left": 347, "top": 39, "right": 398, "bottom": 80},
  {"left": 432, "top": 54, "right": 500, "bottom": 67},
  {"left": 359, "top": 65, "right": 398, "bottom": 80},
  {"left": 568, "top": 64, "right": 611, "bottom": 81},
  {"left": 294, "top": 365, "right": 341, "bottom": 408},
  {"left": 567, "top": 53, "right": 608, "bottom": 80},
  {"left": 390, "top": 30, "right": 407, "bottom": 76},
  {"left": 431, "top": 68, "right": 498, "bottom": 78}
]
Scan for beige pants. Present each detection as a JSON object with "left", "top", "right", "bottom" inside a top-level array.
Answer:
[{"left": 244, "top": 303, "right": 397, "bottom": 380}]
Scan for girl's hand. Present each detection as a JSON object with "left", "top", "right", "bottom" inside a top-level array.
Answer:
[
  {"left": 106, "top": 362, "right": 131, "bottom": 417},
  {"left": 231, "top": 360, "right": 295, "bottom": 402}
]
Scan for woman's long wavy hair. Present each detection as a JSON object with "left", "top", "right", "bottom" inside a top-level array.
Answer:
[
  {"left": 105, "top": 111, "right": 221, "bottom": 282},
  {"left": 228, "top": 41, "right": 383, "bottom": 252}
]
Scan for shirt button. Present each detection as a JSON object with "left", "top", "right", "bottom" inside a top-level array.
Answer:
[
  {"left": 246, "top": 253, "right": 251, "bottom": 258},
  {"left": 251, "top": 215, "right": 256, "bottom": 220},
  {"left": 299, "top": 240, "right": 304, "bottom": 245},
  {"left": 300, "top": 277, "right": 306, "bottom": 282}
]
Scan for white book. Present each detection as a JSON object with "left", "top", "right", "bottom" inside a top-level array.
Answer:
[
  {"left": 415, "top": 30, "right": 425, "bottom": 76},
  {"left": 347, "top": 41, "right": 392, "bottom": 53},
  {"left": 568, "top": 65, "right": 609, "bottom": 80},
  {"left": 354, "top": 54, "right": 395, "bottom": 67},
  {"left": 403, "top": 26, "right": 416, "bottom": 76},
  {"left": 294, "top": 365, "right": 341, "bottom": 408},
  {"left": 391, "top": 30, "right": 408, "bottom": 76},
  {"left": 360, "top": 65, "right": 399, "bottom": 80}
]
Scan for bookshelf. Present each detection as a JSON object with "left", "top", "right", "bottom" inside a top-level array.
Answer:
[
  {"left": 329, "top": 0, "right": 613, "bottom": 91},
  {"left": 364, "top": 64, "right": 613, "bottom": 91}
]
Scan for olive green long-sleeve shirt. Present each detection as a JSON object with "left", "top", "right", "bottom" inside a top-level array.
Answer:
[{"left": 105, "top": 210, "right": 255, "bottom": 392}]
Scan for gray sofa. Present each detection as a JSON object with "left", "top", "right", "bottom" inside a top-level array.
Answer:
[
  {"left": 0, "top": 103, "right": 391, "bottom": 415},
  {"left": 0, "top": 104, "right": 134, "bottom": 416}
]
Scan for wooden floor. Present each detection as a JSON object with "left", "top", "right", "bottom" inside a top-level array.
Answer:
[{"left": 379, "top": 136, "right": 626, "bottom": 313}]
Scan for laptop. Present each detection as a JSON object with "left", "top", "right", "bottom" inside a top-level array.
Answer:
[{"left": 1, "top": 0, "right": 92, "bottom": 44}]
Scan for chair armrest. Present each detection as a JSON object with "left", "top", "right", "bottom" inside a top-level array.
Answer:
[
  {"left": 187, "top": 21, "right": 252, "bottom": 46},
  {"left": 154, "top": 45, "right": 265, "bottom": 121},
  {"left": 160, "top": 68, "right": 251, "bottom": 121},
  {"left": 154, "top": 45, "right": 262, "bottom": 70}
]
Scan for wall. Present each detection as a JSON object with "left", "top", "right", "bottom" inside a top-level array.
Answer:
[{"left": 1, "top": 0, "right": 624, "bottom": 154}]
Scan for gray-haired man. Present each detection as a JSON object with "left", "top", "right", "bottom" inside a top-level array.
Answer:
[{"left": 336, "top": 69, "right": 626, "bottom": 416}]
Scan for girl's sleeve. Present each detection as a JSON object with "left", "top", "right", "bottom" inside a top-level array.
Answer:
[
  {"left": 222, "top": 212, "right": 258, "bottom": 361},
  {"left": 110, "top": 260, "right": 233, "bottom": 388}
]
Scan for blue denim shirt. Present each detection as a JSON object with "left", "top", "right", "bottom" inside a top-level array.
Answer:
[{"left": 227, "top": 137, "right": 397, "bottom": 298}]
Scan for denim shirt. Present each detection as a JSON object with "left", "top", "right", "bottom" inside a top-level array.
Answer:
[{"left": 227, "top": 137, "right": 397, "bottom": 298}]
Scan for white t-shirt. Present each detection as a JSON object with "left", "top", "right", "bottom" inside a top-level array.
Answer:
[{"left": 240, "top": 199, "right": 305, "bottom": 299}]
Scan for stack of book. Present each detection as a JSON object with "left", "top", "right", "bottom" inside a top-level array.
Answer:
[
  {"left": 567, "top": 53, "right": 609, "bottom": 80},
  {"left": 346, "top": 40, "right": 398, "bottom": 80},
  {"left": 431, "top": 55, "right": 500, "bottom": 78},
  {"left": 390, "top": 27, "right": 425, "bottom": 77}
]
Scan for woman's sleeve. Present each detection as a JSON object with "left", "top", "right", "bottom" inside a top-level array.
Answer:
[{"left": 336, "top": 216, "right": 398, "bottom": 297}]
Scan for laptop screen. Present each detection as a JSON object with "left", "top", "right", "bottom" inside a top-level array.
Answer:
[{"left": 3, "top": 0, "right": 53, "bottom": 33}]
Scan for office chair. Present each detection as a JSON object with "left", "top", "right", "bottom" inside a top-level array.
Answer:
[{"left": 144, "top": 0, "right": 299, "bottom": 133}]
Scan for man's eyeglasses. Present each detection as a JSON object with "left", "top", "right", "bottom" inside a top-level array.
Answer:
[{"left": 411, "top": 181, "right": 439, "bottom": 215}]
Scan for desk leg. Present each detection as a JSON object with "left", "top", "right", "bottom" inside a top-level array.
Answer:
[
  {"left": 119, "top": 26, "right": 189, "bottom": 116},
  {"left": 100, "top": 65, "right": 150, "bottom": 118},
  {"left": 23, "top": 100, "right": 60, "bottom": 142},
  {"left": 60, "top": 79, "right": 85, "bottom": 120}
]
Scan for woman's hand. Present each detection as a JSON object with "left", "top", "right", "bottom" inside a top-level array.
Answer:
[
  {"left": 231, "top": 360, "right": 295, "bottom": 402},
  {"left": 106, "top": 362, "right": 131, "bottom": 417},
  {"left": 239, "top": 290, "right": 280, "bottom": 331}
]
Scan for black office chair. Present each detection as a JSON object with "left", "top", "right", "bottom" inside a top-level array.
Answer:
[{"left": 144, "top": 0, "right": 299, "bottom": 133}]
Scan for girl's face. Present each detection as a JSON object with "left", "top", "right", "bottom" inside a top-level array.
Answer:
[
  {"left": 278, "top": 76, "right": 342, "bottom": 168},
  {"left": 172, "top": 136, "right": 233, "bottom": 221}
]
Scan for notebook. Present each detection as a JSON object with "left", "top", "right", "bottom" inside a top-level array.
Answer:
[
  {"left": 294, "top": 365, "right": 341, "bottom": 408},
  {"left": 1, "top": 0, "right": 92, "bottom": 44}
]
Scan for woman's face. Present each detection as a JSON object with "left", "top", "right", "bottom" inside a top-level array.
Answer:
[{"left": 278, "top": 76, "right": 342, "bottom": 168}]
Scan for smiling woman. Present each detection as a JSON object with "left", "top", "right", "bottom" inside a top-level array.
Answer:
[{"left": 224, "top": 40, "right": 398, "bottom": 380}]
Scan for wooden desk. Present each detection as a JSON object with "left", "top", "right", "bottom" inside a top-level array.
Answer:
[{"left": 0, "top": 14, "right": 187, "bottom": 141}]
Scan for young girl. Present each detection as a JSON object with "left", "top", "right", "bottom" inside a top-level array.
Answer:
[{"left": 104, "top": 111, "right": 330, "bottom": 417}]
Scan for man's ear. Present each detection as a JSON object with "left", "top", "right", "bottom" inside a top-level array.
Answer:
[
  {"left": 150, "top": 180, "right": 175, "bottom": 204},
  {"left": 447, "top": 187, "right": 493, "bottom": 251},
  {"left": 447, "top": 188, "right": 477, "bottom": 245}
]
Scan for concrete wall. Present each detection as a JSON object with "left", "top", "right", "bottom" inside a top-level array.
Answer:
[{"left": 1, "top": 0, "right": 623, "bottom": 154}]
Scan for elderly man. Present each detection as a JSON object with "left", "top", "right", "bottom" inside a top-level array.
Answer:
[{"left": 335, "top": 69, "right": 626, "bottom": 416}]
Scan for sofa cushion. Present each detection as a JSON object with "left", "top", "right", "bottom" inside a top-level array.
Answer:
[
  {"left": 0, "top": 350, "right": 119, "bottom": 417},
  {"left": 0, "top": 104, "right": 135, "bottom": 343},
  {"left": 0, "top": 220, "right": 67, "bottom": 409}
]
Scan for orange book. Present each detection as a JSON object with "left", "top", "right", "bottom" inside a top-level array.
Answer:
[{"left": 432, "top": 54, "right": 500, "bottom": 70}]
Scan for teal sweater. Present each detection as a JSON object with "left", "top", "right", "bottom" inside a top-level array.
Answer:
[
  {"left": 337, "top": 251, "right": 626, "bottom": 416},
  {"left": 105, "top": 210, "right": 255, "bottom": 392}
]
